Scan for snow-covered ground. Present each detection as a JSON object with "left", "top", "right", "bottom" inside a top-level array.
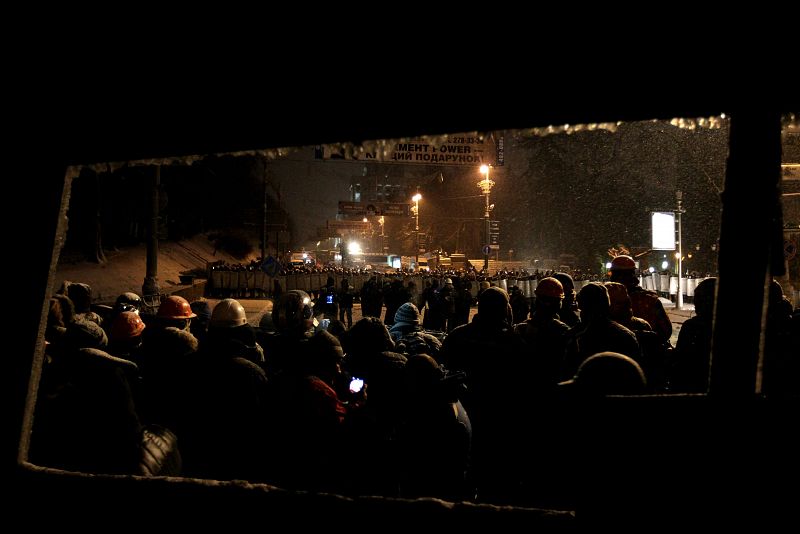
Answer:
[{"left": 53, "top": 234, "right": 252, "bottom": 304}]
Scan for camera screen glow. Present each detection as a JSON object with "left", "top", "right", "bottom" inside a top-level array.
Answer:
[{"left": 349, "top": 378, "right": 364, "bottom": 393}]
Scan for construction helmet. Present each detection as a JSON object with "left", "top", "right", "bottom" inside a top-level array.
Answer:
[
  {"left": 157, "top": 295, "right": 197, "bottom": 320},
  {"left": 109, "top": 310, "right": 146, "bottom": 341},
  {"left": 535, "top": 277, "right": 565, "bottom": 299},
  {"left": 210, "top": 298, "right": 248, "bottom": 328},
  {"left": 610, "top": 255, "right": 636, "bottom": 270},
  {"left": 115, "top": 292, "right": 143, "bottom": 311},
  {"left": 273, "top": 290, "right": 314, "bottom": 335}
]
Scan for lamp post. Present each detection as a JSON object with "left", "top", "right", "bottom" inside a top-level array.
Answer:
[
  {"left": 412, "top": 193, "right": 422, "bottom": 270},
  {"left": 378, "top": 215, "right": 387, "bottom": 254},
  {"left": 676, "top": 189, "right": 684, "bottom": 310},
  {"left": 478, "top": 165, "right": 495, "bottom": 272}
]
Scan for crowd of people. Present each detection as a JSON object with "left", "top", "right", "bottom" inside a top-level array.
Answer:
[{"left": 32, "top": 256, "right": 799, "bottom": 508}]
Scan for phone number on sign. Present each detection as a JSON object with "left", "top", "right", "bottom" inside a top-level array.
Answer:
[{"left": 446, "top": 137, "right": 483, "bottom": 144}]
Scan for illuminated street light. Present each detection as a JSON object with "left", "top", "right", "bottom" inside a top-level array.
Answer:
[
  {"left": 412, "top": 193, "right": 422, "bottom": 270},
  {"left": 347, "top": 241, "right": 362, "bottom": 255},
  {"left": 478, "top": 165, "right": 495, "bottom": 272}
]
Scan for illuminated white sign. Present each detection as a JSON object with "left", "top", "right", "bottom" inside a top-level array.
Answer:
[{"left": 652, "top": 212, "right": 676, "bottom": 250}]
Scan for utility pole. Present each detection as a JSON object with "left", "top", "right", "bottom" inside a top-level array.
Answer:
[
  {"left": 478, "top": 165, "right": 495, "bottom": 272},
  {"left": 412, "top": 192, "right": 421, "bottom": 270},
  {"left": 676, "top": 189, "right": 684, "bottom": 310},
  {"left": 262, "top": 160, "right": 268, "bottom": 261},
  {"left": 142, "top": 165, "right": 160, "bottom": 302}
]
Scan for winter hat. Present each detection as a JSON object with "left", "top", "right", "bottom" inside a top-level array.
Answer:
[
  {"left": 259, "top": 311, "right": 276, "bottom": 333},
  {"left": 190, "top": 300, "right": 212, "bottom": 323},
  {"left": 552, "top": 272, "right": 575, "bottom": 293},
  {"left": 65, "top": 282, "right": 93, "bottom": 313},
  {"left": 305, "top": 329, "right": 345, "bottom": 368},
  {"left": 394, "top": 302, "right": 421, "bottom": 326},
  {"left": 64, "top": 319, "right": 108, "bottom": 350},
  {"left": 559, "top": 352, "right": 646, "bottom": 395},
  {"left": 477, "top": 286, "right": 513, "bottom": 326},
  {"left": 577, "top": 282, "right": 610, "bottom": 316},
  {"left": 153, "top": 326, "right": 199, "bottom": 357}
]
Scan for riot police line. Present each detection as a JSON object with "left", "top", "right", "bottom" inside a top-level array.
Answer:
[{"left": 206, "top": 264, "right": 709, "bottom": 304}]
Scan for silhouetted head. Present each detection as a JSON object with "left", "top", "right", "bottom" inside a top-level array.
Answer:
[
  {"left": 273, "top": 290, "right": 314, "bottom": 338},
  {"left": 609, "top": 255, "right": 638, "bottom": 286},
  {"left": 64, "top": 319, "right": 108, "bottom": 351},
  {"left": 345, "top": 316, "right": 395, "bottom": 356},
  {"left": 560, "top": 351, "right": 647, "bottom": 395},
  {"left": 693, "top": 278, "right": 716, "bottom": 318},
  {"left": 478, "top": 286, "right": 513, "bottom": 325},
  {"left": 189, "top": 299, "right": 212, "bottom": 324},
  {"left": 303, "top": 329, "right": 344, "bottom": 384},
  {"left": 65, "top": 282, "right": 93, "bottom": 313},
  {"left": 577, "top": 282, "right": 611, "bottom": 319},
  {"left": 258, "top": 311, "right": 276, "bottom": 333},
  {"left": 394, "top": 302, "right": 421, "bottom": 327},
  {"left": 605, "top": 281, "right": 633, "bottom": 322}
]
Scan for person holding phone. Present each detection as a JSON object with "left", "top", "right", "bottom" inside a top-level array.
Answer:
[{"left": 266, "top": 330, "right": 364, "bottom": 492}]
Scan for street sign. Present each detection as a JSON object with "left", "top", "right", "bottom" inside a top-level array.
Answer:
[
  {"left": 327, "top": 219, "right": 370, "bottom": 230},
  {"left": 489, "top": 244, "right": 500, "bottom": 250},
  {"left": 490, "top": 220, "right": 500, "bottom": 231},
  {"left": 337, "top": 201, "right": 410, "bottom": 217},
  {"left": 261, "top": 256, "right": 280, "bottom": 277},
  {"left": 482, "top": 245, "right": 491, "bottom": 255},
  {"left": 489, "top": 233, "right": 500, "bottom": 245},
  {"left": 381, "top": 203, "right": 410, "bottom": 216},
  {"left": 338, "top": 201, "right": 365, "bottom": 215}
]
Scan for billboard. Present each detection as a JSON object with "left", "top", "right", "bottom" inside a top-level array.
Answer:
[
  {"left": 651, "top": 212, "right": 676, "bottom": 250},
  {"left": 318, "top": 132, "right": 503, "bottom": 167}
]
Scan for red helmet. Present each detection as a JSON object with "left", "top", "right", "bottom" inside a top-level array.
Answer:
[
  {"left": 535, "top": 277, "right": 565, "bottom": 299},
  {"left": 110, "top": 310, "right": 146, "bottom": 341},
  {"left": 610, "top": 255, "right": 636, "bottom": 270},
  {"left": 157, "top": 295, "right": 197, "bottom": 320}
]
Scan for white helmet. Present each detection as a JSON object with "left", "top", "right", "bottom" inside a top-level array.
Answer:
[{"left": 210, "top": 298, "right": 248, "bottom": 328}]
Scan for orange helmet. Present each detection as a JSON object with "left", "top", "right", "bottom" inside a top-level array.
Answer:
[
  {"left": 535, "top": 277, "right": 565, "bottom": 299},
  {"left": 610, "top": 255, "right": 636, "bottom": 270},
  {"left": 157, "top": 295, "right": 197, "bottom": 320},
  {"left": 110, "top": 310, "right": 146, "bottom": 341}
]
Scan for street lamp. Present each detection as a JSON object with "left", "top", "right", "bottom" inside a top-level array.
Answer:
[
  {"left": 478, "top": 164, "right": 495, "bottom": 272},
  {"left": 378, "top": 215, "right": 386, "bottom": 254},
  {"left": 676, "top": 189, "right": 685, "bottom": 310},
  {"left": 412, "top": 193, "right": 422, "bottom": 270}
]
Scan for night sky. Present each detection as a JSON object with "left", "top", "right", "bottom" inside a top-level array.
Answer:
[{"left": 63, "top": 118, "right": 730, "bottom": 274}]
